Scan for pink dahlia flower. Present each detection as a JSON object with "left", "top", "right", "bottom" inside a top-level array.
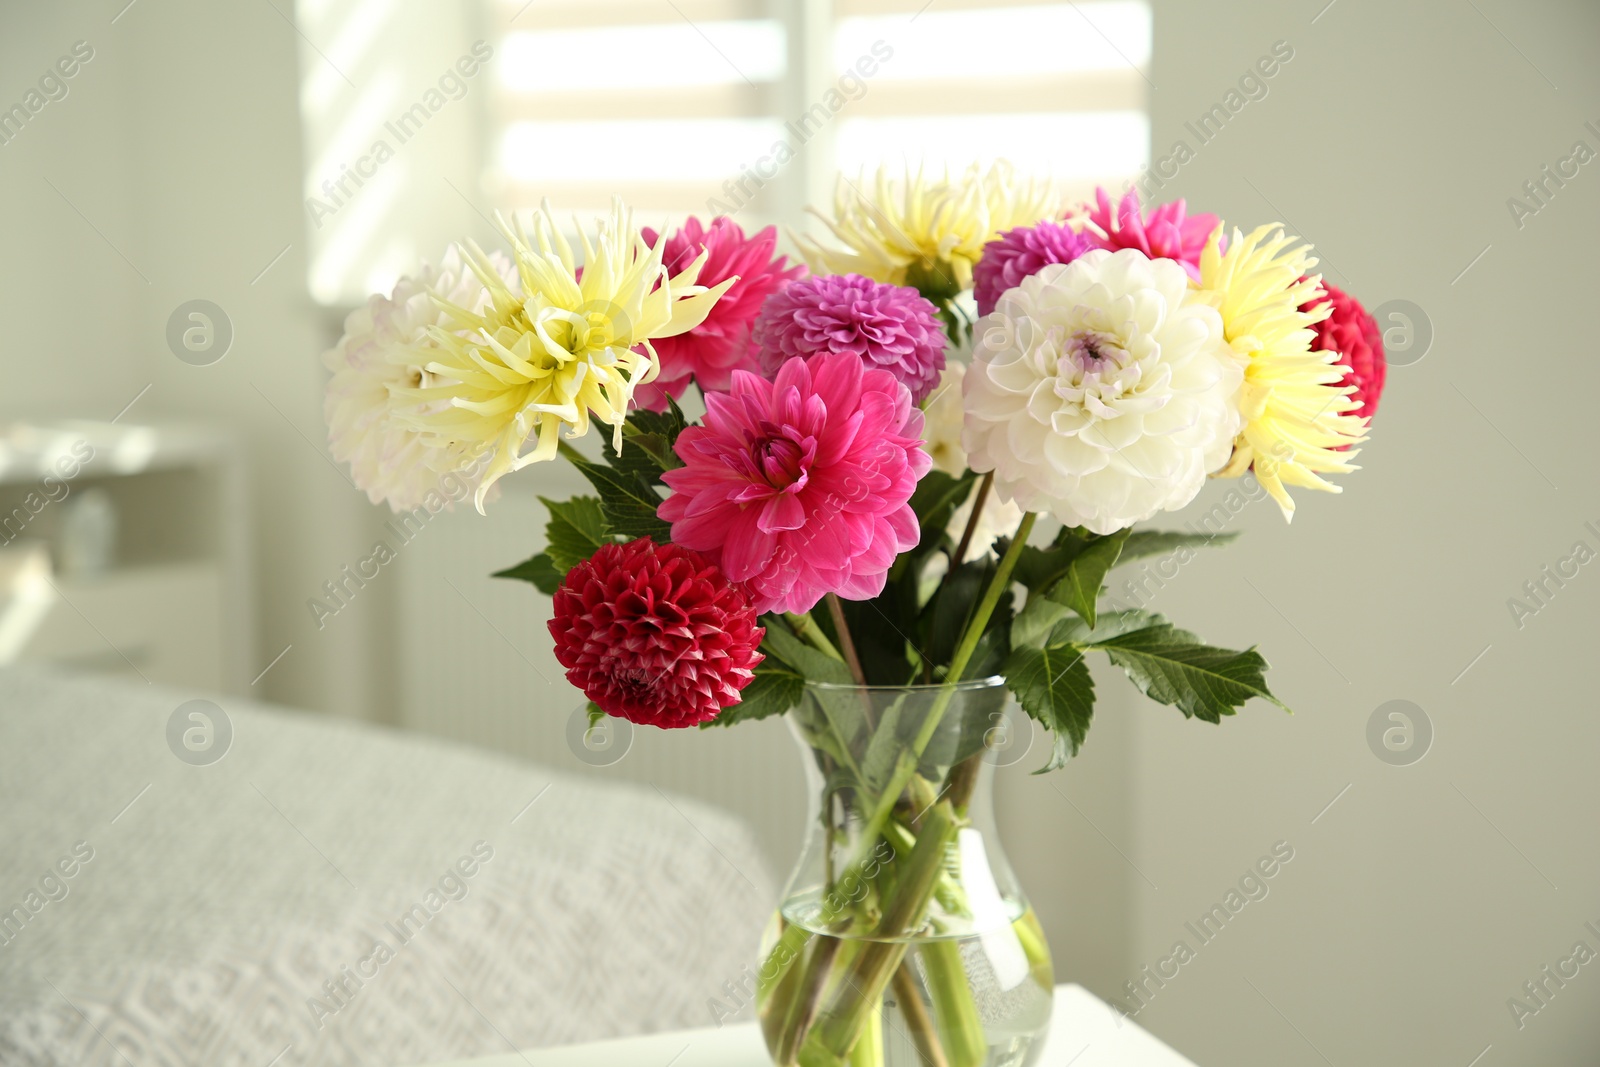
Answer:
[
  {"left": 753, "top": 274, "right": 946, "bottom": 404},
  {"left": 1082, "top": 188, "right": 1218, "bottom": 280},
  {"left": 972, "top": 221, "right": 1091, "bottom": 317},
  {"left": 1300, "top": 279, "right": 1387, "bottom": 423},
  {"left": 635, "top": 217, "right": 804, "bottom": 410},
  {"left": 659, "top": 352, "right": 931, "bottom": 615},
  {"left": 549, "top": 537, "right": 764, "bottom": 729}
]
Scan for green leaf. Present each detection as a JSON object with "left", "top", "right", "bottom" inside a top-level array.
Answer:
[
  {"left": 492, "top": 551, "right": 564, "bottom": 595},
  {"left": 1077, "top": 618, "right": 1289, "bottom": 723},
  {"left": 1115, "top": 529, "right": 1240, "bottom": 567},
  {"left": 834, "top": 594, "right": 921, "bottom": 686},
  {"left": 1008, "top": 526, "right": 1092, "bottom": 594},
  {"left": 1048, "top": 609, "right": 1159, "bottom": 646},
  {"left": 603, "top": 399, "right": 688, "bottom": 485},
  {"left": 1050, "top": 529, "right": 1129, "bottom": 630},
  {"left": 1004, "top": 642, "right": 1095, "bottom": 772},
  {"left": 570, "top": 456, "right": 672, "bottom": 541},
  {"left": 858, "top": 700, "right": 906, "bottom": 794},
  {"left": 964, "top": 596, "right": 1013, "bottom": 680},
  {"left": 1010, "top": 594, "right": 1071, "bottom": 649},
  {"left": 757, "top": 621, "right": 854, "bottom": 686},
  {"left": 920, "top": 558, "right": 992, "bottom": 670},
  {"left": 539, "top": 495, "right": 610, "bottom": 572},
  {"left": 909, "top": 470, "right": 976, "bottom": 538},
  {"left": 701, "top": 664, "right": 804, "bottom": 728}
]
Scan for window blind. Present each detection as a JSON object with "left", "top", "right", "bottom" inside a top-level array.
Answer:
[
  {"left": 299, "top": 0, "right": 1151, "bottom": 304},
  {"left": 485, "top": 0, "right": 1150, "bottom": 231}
]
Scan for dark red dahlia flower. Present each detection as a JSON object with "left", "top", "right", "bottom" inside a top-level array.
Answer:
[
  {"left": 549, "top": 537, "right": 763, "bottom": 729},
  {"left": 1300, "top": 279, "right": 1387, "bottom": 422}
]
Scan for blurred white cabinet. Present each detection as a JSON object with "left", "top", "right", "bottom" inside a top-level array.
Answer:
[{"left": 0, "top": 421, "right": 254, "bottom": 693}]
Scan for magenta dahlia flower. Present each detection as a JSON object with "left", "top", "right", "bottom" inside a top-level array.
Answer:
[
  {"left": 659, "top": 352, "right": 931, "bottom": 615},
  {"left": 549, "top": 537, "right": 764, "bottom": 729},
  {"left": 972, "top": 221, "right": 1091, "bottom": 317},
  {"left": 753, "top": 274, "right": 946, "bottom": 404},
  {"left": 1082, "top": 188, "right": 1218, "bottom": 280},
  {"left": 1300, "top": 279, "right": 1387, "bottom": 423},
  {"left": 635, "top": 217, "right": 804, "bottom": 410}
]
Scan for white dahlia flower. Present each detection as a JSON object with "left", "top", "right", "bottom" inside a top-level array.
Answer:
[
  {"left": 323, "top": 247, "right": 511, "bottom": 512},
  {"left": 961, "top": 249, "right": 1242, "bottom": 535}
]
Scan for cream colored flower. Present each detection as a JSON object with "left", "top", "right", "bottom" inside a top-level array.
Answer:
[
  {"left": 1197, "top": 224, "right": 1368, "bottom": 520},
  {"left": 919, "top": 359, "right": 1023, "bottom": 555},
  {"left": 796, "top": 161, "right": 1055, "bottom": 295},
  {"left": 963, "top": 249, "right": 1243, "bottom": 535},
  {"left": 921, "top": 359, "right": 970, "bottom": 477},
  {"left": 323, "top": 247, "right": 508, "bottom": 512},
  {"left": 395, "top": 199, "right": 736, "bottom": 511}
]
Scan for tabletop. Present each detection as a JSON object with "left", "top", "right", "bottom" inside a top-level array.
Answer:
[{"left": 415, "top": 984, "right": 1197, "bottom": 1067}]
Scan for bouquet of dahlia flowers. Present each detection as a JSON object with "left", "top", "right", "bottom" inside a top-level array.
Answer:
[{"left": 324, "top": 161, "right": 1387, "bottom": 1066}]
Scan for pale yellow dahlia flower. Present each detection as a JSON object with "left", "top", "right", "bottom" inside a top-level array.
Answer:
[
  {"left": 796, "top": 161, "right": 1055, "bottom": 296},
  {"left": 1198, "top": 224, "right": 1368, "bottom": 521},
  {"left": 395, "top": 199, "right": 735, "bottom": 511},
  {"left": 323, "top": 246, "right": 510, "bottom": 512}
]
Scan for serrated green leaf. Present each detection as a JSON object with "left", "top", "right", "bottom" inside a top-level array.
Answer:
[
  {"left": 570, "top": 456, "right": 672, "bottom": 541},
  {"left": 700, "top": 665, "right": 804, "bottom": 728},
  {"left": 603, "top": 399, "right": 688, "bottom": 485},
  {"left": 492, "top": 551, "right": 564, "bottom": 595},
  {"left": 1004, "top": 642, "right": 1095, "bottom": 772},
  {"left": 1115, "top": 529, "right": 1240, "bottom": 567},
  {"left": 1050, "top": 529, "right": 1129, "bottom": 629},
  {"left": 539, "top": 495, "right": 610, "bottom": 571},
  {"left": 1082, "top": 622, "right": 1289, "bottom": 723},
  {"left": 1011, "top": 595, "right": 1071, "bottom": 649},
  {"left": 1047, "top": 609, "right": 1160, "bottom": 646},
  {"left": 1007, "top": 526, "right": 1092, "bottom": 593}
]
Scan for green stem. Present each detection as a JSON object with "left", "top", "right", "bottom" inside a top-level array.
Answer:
[
  {"left": 950, "top": 472, "right": 993, "bottom": 568},
  {"left": 807, "top": 801, "right": 959, "bottom": 1056},
  {"left": 769, "top": 514, "right": 1038, "bottom": 1064},
  {"left": 825, "top": 593, "right": 869, "bottom": 688},
  {"left": 846, "top": 997, "right": 884, "bottom": 1067},
  {"left": 920, "top": 940, "right": 987, "bottom": 1067},
  {"left": 854, "top": 513, "right": 1037, "bottom": 867},
  {"left": 778, "top": 934, "right": 841, "bottom": 1066},
  {"left": 786, "top": 611, "right": 844, "bottom": 661},
  {"left": 891, "top": 963, "right": 951, "bottom": 1067}
]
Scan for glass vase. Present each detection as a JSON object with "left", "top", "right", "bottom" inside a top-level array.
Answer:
[{"left": 757, "top": 678, "right": 1053, "bottom": 1067}]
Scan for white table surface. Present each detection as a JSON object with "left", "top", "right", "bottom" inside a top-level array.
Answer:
[{"left": 417, "top": 984, "right": 1196, "bottom": 1067}]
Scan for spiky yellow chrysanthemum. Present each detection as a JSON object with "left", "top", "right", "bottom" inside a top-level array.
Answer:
[
  {"left": 394, "top": 199, "right": 735, "bottom": 511},
  {"left": 795, "top": 161, "right": 1054, "bottom": 296},
  {"left": 1197, "top": 224, "right": 1368, "bottom": 521}
]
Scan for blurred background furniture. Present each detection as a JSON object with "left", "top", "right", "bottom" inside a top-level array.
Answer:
[
  {"left": 0, "top": 421, "right": 253, "bottom": 692},
  {"left": 0, "top": 667, "right": 774, "bottom": 1067}
]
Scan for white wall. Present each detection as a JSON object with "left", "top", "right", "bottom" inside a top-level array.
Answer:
[{"left": 1127, "top": 2, "right": 1600, "bottom": 1063}]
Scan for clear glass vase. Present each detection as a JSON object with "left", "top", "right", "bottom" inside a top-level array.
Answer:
[{"left": 757, "top": 678, "right": 1054, "bottom": 1067}]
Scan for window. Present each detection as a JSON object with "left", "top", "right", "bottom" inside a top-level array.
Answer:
[{"left": 298, "top": 0, "right": 1151, "bottom": 304}]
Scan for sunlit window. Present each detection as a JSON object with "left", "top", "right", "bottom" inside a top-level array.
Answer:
[{"left": 298, "top": 0, "right": 1151, "bottom": 305}]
